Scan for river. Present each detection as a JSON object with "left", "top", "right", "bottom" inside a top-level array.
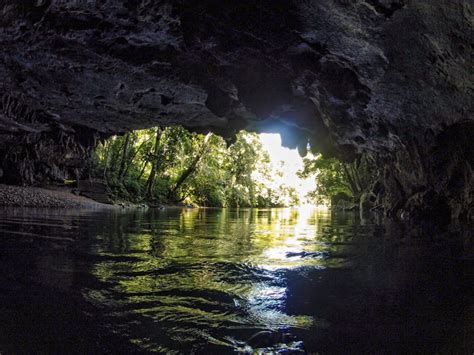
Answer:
[{"left": 0, "top": 207, "right": 472, "bottom": 353}]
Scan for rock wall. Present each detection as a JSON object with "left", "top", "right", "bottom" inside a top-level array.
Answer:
[
  {"left": 0, "top": 93, "right": 101, "bottom": 184},
  {"left": 0, "top": 0, "right": 472, "bottom": 221}
]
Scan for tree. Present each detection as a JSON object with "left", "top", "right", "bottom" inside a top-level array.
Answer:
[
  {"left": 297, "top": 154, "right": 376, "bottom": 205},
  {"left": 118, "top": 133, "right": 131, "bottom": 182},
  {"left": 146, "top": 127, "right": 162, "bottom": 199},
  {"left": 168, "top": 132, "right": 213, "bottom": 200},
  {"left": 90, "top": 127, "right": 304, "bottom": 207}
]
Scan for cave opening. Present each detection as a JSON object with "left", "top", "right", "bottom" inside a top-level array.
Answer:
[
  {"left": 82, "top": 126, "right": 332, "bottom": 208},
  {"left": 0, "top": 1, "right": 472, "bottom": 353},
  {"left": 76, "top": 125, "right": 380, "bottom": 212}
]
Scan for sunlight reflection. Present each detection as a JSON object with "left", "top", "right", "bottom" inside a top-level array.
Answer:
[
  {"left": 87, "top": 207, "right": 332, "bottom": 347},
  {"left": 247, "top": 284, "right": 313, "bottom": 329},
  {"left": 255, "top": 207, "right": 328, "bottom": 271}
]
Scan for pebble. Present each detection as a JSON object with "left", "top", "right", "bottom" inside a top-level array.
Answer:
[{"left": 0, "top": 184, "right": 110, "bottom": 209}]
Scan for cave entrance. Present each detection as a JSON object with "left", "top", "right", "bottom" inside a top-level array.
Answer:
[
  {"left": 89, "top": 126, "right": 320, "bottom": 207},
  {"left": 86, "top": 125, "right": 378, "bottom": 210}
]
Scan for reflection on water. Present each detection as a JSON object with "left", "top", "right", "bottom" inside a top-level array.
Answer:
[{"left": 0, "top": 207, "right": 472, "bottom": 353}]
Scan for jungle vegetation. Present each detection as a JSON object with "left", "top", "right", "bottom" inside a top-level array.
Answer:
[
  {"left": 90, "top": 127, "right": 300, "bottom": 207},
  {"left": 298, "top": 154, "right": 379, "bottom": 207},
  {"left": 90, "top": 126, "right": 376, "bottom": 207}
]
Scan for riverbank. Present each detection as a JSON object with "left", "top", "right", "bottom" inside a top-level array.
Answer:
[{"left": 0, "top": 184, "right": 114, "bottom": 209}]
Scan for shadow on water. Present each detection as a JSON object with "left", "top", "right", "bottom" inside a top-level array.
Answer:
[{"left": 0, "top": 207, "right": 472, "bottom": 353}]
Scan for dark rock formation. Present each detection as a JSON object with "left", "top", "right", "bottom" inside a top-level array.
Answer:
[
  {"left": 0, "top": 94, "right": 101, "bottom": 184},
  {"left": 0, "top": 0, "right": 472, "bottom": 221},
  {"left": 76, "top": 178, "right": 111, "bottom": 204}
]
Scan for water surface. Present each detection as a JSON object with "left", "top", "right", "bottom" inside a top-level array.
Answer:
[{"left": 0, "top": 207, "right": 472, "bottom": 353}]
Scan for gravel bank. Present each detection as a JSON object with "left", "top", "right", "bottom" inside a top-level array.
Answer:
[{"left": 0, "top": 184, "right": 113, "bottom": 209}]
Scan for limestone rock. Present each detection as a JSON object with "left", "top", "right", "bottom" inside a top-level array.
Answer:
[{"left": 0, "top": 1, "right": 472, "bottom": 221}]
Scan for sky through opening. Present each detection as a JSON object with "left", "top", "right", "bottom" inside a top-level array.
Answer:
[{"left": 257, "top": 133, "right": 315, "bottom": 205}]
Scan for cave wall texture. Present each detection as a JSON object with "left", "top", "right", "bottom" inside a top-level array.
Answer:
[{"left": 0, "top": 0, "right": 472, "bottom": 222}]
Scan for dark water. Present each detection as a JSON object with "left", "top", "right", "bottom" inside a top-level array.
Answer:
[{"left": 0, "top": 207, "right": 472, "bottom": 354}]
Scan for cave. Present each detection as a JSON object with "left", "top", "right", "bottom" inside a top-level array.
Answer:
[
  {"left": 0, "top": 0, "right": 472, "bottom": 221},
  {"left": 0, "top": 1, "right": 472, "bottom": 353}
]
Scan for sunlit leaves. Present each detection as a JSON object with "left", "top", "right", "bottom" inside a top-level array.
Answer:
[
  {"left": 92, "top": 127, "right": 302, "bottom": 207},
  {"left": 297, "top": 154, "right": 352, "bottom": 204}
]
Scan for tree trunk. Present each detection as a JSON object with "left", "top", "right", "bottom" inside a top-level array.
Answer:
[
  {"left": 102, "top": 140, "right": 110, "bottom": 179},
  {"left": 146, "top": 127, "right": 162, "bottom": 199},
  {"left": 109, "top": 138, "right": 120, "bottom": 173},
  {"left": 137, "top": 159, "right": 149, "bottom": 181},
  {"left": 118, "top": 133, "right": 131, "bottom": 181},
  {"left": 169, "top": 133, "right": 212, "bottom": 199},
  {"left": 123, "top": 137, "right": 151, "bottom": 178}
]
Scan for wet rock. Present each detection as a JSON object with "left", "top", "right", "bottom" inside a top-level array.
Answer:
[
  {"left": 286, "top": 251, "right": 325, "bottom": 259},
  {"left": 247, "top": 331, "right": 291, "bottom": 348},
  {"left": 77, "top": 179, "right": 111, "bottom": 204}
]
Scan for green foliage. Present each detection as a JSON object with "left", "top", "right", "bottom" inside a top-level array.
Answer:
[
  {"left": 91, "top": 127, "right": 299, "bottom": 207},
  {"left": 298, "top": 155, "right": 351, "bottom": 204},
  {"left": 297, "top": 153, "right": 377, "bottom": 205}
]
